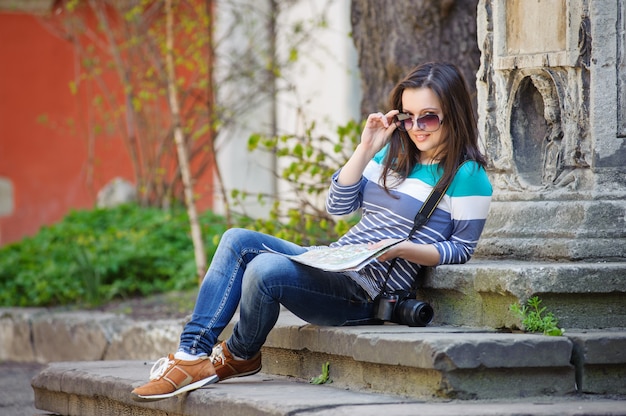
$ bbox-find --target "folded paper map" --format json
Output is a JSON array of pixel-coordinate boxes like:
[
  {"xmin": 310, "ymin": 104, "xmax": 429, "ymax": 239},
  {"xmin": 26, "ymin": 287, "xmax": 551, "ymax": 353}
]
[{"xmin": 263, "ymin": 238, "xmax": 405, "ymax": 272}]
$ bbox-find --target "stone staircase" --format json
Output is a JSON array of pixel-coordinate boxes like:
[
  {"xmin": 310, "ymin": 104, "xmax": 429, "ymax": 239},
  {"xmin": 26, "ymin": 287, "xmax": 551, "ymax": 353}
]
[{"xmin": 3, "ymin": 259, "xmax": 625, "ymax": 415}]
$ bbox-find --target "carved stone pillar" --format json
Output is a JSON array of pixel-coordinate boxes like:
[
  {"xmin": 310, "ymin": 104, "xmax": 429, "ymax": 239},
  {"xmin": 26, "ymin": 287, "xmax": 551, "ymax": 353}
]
[{"xmin": 476, "ymin": 0, "xmax": 625, "ymax": 261}]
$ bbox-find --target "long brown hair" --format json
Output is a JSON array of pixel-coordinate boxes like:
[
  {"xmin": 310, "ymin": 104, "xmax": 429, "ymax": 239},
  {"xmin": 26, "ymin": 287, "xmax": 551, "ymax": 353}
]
[{"xmin": 381, "ymin": 62, "xmax": 486, "ymax": 192}]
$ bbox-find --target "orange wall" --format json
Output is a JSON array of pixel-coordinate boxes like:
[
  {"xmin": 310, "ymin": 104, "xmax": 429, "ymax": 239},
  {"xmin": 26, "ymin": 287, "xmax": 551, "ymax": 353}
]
[
  {"xmin": 0, "ymin": 10, "xmax": 216, "ymax": 247},
  {"xmin": 0, "ymin": 12, "xmax": 134, "ymax": 245}
]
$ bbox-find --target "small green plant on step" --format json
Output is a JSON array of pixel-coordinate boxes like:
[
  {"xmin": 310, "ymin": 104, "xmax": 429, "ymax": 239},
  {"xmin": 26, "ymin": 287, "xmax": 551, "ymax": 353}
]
[
  {"xmin": 510, "ymin": 296, "xmax": 564, "ymax": 336},
  {"xmin": 310, "ymin": 361, "xmax": 332, "ymax": 384}
]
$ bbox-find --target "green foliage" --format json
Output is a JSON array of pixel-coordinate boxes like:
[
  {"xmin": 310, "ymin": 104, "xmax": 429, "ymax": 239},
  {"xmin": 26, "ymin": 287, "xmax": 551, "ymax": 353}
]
[
  {"xmin": 310, "ymin": 361, "xmax": 332, "ymax": 384},
  {"xmin": 509, "ymin": 296, "xmax": 564, "ymax": 336},
  {"xmin": 47, "ymin": 1, "xmax": 338, "ymax": 211},
  {"xmin": 237, "ymin": 120, "xmax": 363, "ymax": 246},
  {"xmin": 0, "ymin": 204, "xmax": 227, "ymax": 308}
]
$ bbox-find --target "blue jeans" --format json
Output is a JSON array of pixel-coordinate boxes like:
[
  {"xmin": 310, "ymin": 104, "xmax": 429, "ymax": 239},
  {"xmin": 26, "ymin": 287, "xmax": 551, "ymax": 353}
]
[{"xmin": 179, "ymin": 228, "xmax": 375, "ymax": 359}]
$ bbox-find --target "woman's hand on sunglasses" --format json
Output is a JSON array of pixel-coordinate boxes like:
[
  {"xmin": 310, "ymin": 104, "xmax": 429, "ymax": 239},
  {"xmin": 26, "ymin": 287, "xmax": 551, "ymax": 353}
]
[{"xmin": 359, "ymin": 110, "xmax": 400, "ymax": 156}]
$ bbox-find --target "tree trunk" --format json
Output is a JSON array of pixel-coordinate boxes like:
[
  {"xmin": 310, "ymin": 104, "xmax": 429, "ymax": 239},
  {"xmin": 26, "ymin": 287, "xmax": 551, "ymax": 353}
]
[
  {"xmin": 350, "ymin": 0, "xmax": 480, "ymax": 117},
  {"xmin": 165, "ymin": 0, "xmax": 207, "ymax": 282}
]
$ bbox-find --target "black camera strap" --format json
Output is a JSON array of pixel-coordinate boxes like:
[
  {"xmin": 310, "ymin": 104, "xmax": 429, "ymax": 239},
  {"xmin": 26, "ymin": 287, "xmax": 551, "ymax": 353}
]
[{"xmin": 377, "ymin": 161, "xmax": 468, "ymax": 297}]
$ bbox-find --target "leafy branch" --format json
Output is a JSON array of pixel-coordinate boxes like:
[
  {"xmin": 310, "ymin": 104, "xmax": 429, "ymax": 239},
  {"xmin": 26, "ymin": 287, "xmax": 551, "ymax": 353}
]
[
  {"xmin": 510, "ymin": 296, "xmax": 564, "ymax": 336},
  {"xmin": 231, "ymin": 120, "xmax": 362, "ymax": 246}
]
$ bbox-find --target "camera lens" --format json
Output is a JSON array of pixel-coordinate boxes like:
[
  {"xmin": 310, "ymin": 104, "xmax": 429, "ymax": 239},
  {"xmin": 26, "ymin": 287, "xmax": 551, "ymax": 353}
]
[{"xmin": 394, "ymin": 299, "xmax": 434, "ymax": 327}]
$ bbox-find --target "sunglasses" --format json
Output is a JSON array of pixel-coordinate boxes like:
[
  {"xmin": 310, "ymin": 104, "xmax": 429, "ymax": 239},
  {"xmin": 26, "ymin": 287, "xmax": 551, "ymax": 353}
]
[{"xmin": 394, "ymin": 113, "xmax": 442, "ymax": 132}]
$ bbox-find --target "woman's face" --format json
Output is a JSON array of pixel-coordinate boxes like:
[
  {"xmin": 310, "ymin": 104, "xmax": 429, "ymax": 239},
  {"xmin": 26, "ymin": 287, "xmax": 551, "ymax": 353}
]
[{"xmin": 400, "ymin": 87, "xmax": 445, "ymax": 164}]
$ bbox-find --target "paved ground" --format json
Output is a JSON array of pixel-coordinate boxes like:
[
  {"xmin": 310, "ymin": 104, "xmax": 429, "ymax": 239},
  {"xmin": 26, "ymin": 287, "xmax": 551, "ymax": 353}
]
[{"xmin": 0, "ymin": 362, "xmax": 47, "ymax": 416}]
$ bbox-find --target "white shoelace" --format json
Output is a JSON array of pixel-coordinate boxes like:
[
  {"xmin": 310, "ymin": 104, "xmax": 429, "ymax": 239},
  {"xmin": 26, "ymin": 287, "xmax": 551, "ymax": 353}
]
[
  {"xmin": 209, "ymin": 344, "xmax": 226, "ymax": 365},
  {"xmin": 149, "ymin": 356, "xmax": 174, "ymax": 381}
]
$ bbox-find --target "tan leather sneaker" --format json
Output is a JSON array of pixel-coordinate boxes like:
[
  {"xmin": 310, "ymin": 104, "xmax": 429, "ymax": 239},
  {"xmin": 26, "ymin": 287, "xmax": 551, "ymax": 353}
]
[
  {"xmin": 131, "ymin": 354, "xmax": 218, "ymax": 401},
  {"xmin": 210, "ymin": 341, "xmax": 262, "ymax": 381}
]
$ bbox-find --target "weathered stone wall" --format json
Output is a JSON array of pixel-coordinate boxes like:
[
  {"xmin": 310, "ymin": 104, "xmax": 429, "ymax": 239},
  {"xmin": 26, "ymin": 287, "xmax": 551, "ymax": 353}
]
[{"xmin": 476, "ymin": 0, "xmax": 625, "ymax": 261}]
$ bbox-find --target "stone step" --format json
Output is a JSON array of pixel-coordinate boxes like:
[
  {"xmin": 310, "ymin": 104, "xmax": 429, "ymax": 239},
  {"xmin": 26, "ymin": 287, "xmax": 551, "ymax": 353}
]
[
  {"xmin": 421, "ymin": 260, "xmax": 626, "ymax": 329},
  {"xmin": 31, "ymin": 361, "xmax": 626, "ymax": 416},
  {"xmin": 220, "ymin": 311, "xmax": 626, "ymax": 399},
  {"xmin": 242, "ymin": 324, "xmax": 576, "ymax": 399},
  {"xmin": 477, "ymin": 199, "xmax": 626, "ymax": 261}
]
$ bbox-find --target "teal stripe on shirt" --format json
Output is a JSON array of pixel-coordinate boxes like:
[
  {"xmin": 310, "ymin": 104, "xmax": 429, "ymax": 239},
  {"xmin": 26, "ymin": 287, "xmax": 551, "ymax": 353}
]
[{"xmin": 372, "ymin": 146, "xmax": 492, "ymax": 198}]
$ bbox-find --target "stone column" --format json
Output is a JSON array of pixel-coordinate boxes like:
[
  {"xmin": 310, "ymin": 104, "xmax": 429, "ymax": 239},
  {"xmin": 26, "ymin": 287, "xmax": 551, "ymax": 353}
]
[{"xmin": 476, "ymin": 0, "xmax": 625, "ymax": 261}]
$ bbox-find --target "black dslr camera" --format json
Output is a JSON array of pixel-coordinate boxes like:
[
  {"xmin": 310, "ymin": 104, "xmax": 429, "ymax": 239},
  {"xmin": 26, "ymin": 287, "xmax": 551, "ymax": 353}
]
[{"xmin": 373, "ymin": 290, "xmax": 434, "ymax": 327}]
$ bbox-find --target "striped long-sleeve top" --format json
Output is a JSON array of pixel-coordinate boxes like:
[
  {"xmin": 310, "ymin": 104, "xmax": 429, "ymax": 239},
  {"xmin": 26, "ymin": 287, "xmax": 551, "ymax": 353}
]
[{"xmin": 326, "ymin": 147, "xmax": 492, "ymax": 299}]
